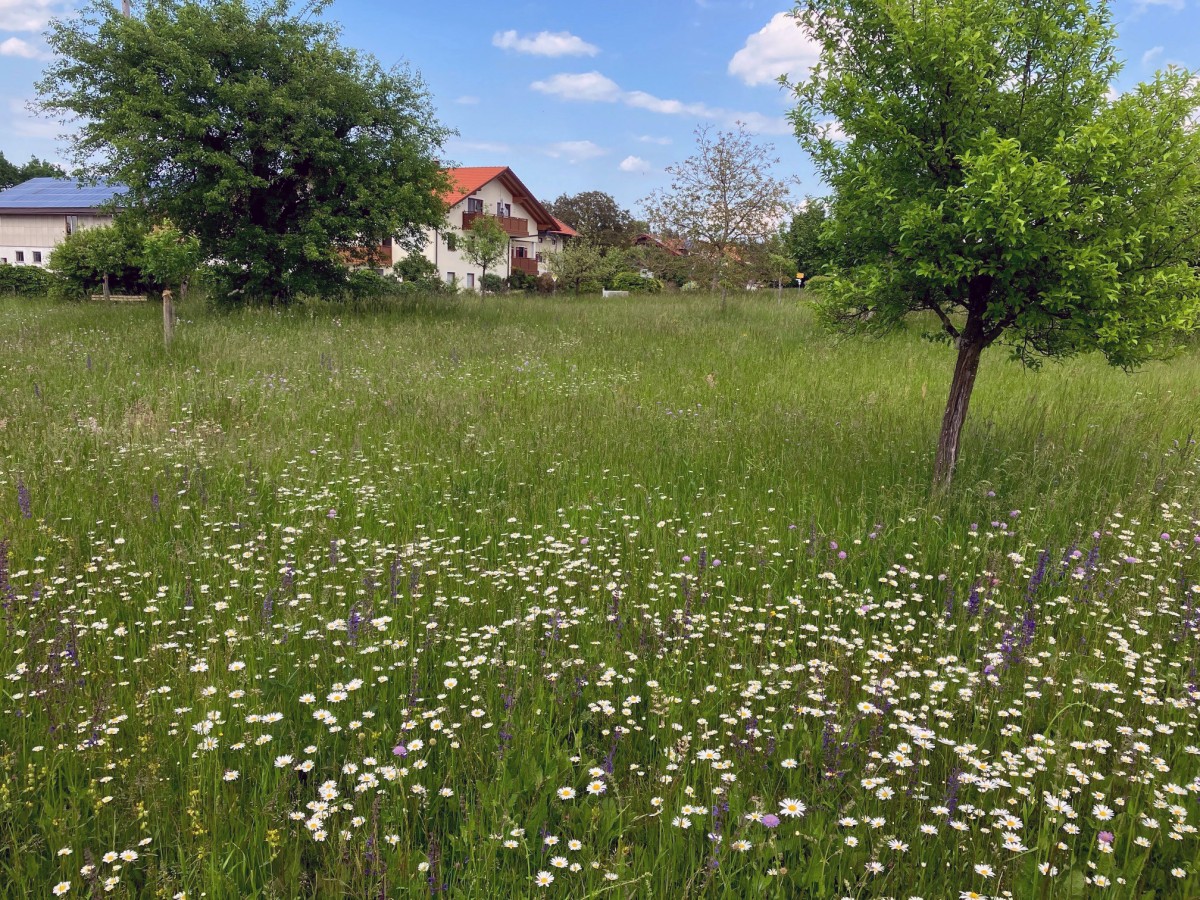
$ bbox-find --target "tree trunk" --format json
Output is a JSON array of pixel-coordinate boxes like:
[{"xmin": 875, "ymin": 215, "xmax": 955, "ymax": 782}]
[
  {"xmin": 932, "ymin": 336, "xmax": 984, "ymax": 490},
  {"xmin": 102, "ymin": 272, "xmax": 110, "ymax": 301}
]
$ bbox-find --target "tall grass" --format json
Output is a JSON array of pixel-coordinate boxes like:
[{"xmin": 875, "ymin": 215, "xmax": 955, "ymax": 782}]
[{"xmin": 0, "ymin": 294, "xmax": 1197, "ymax": 898}]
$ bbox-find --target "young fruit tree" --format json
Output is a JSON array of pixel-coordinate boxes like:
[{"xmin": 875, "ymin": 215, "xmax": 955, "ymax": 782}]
[
  {"xmin": 546, "ymin": 239, "xmax": 611, "ymax": 295},
  {"xmin": 460, "ymin": 215, "xmax": 509, "ymax": 292},
  {"xmin": 37, "ymin": 0, "xmax": 450, "ymax": 305},
  {"xmin": 641, "ymin": 125, "xmax": 794, "ymax": 309},
  {"xmin": 789, "ymin": 0, "xmax": 1200, "ymax": 489}
]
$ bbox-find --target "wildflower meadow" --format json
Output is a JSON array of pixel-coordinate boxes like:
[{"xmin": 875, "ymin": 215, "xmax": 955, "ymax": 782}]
[{"xmin": 2, "ymin": 294, "xmax": 1200, "ymax": 899}]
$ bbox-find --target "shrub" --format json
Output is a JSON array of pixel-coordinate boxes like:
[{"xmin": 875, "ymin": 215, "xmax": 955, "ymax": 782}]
[
  {"xmin": 481, "ymin": 273, "xmax": 506, "ymax": 294},
  {"xmin": 611, "ymin": 272, "xmax": 663, "ymax": 294},
  {"xmin": 507, "ymin": 270, "xmax": 537, "ymax": 293},
  {"xmin": 535, "ymin": 273, "xmax": 556, "ymax": 294},
  {"xmin": 0, "ymin": 263, "xmax": 58, "ymax": 297},
  {"xmin": 48, "ymin": 219, "xmax": 155, "ymax": 300}
]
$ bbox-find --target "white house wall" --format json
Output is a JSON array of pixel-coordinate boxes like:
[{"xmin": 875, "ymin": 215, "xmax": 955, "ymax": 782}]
[
  {"xmin": 0, "ymin": 213, "xmax": 114, "ymax": 267},
  {"xmin": 396, "ymin": 179, "xmax": 543, "ymax": 289}
]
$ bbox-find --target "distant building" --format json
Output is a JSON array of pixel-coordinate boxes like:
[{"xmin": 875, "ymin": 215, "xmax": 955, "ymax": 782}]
[
  {"xmin": 358, "ymin": 167, "xmax": 574, "ymax": 289},
  {"xmin": 0, "ymin": 178, "xmax": 125, "ymax": 267}
]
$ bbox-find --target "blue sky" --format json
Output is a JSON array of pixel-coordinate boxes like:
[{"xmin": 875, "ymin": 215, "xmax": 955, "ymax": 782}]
[{"xmin": 1, "ymin": 0, "xmax": 1197, "ymax": 213}]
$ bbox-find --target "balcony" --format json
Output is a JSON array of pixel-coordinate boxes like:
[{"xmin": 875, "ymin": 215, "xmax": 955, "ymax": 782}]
[
  {"xmin": 511, "ymin": 254, "xmax": 538, "ymax": 276},
  {"xmin": 462, "ymin": 211, "xmax": 530, "ymax": 237}
]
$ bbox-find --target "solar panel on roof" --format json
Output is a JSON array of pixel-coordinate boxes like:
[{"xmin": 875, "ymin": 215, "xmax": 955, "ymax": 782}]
[{"xmin": 0, "ymin": 177, "xmax": 126, "ymax": 209}]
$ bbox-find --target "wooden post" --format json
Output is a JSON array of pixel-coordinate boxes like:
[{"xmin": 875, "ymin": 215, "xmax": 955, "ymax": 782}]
[
  {"xmin": 162, "ymin": 288, "xmax": 175, "ymax": 348},
  {"xmin": 102, "ymin": 272, "xmax": 110, "ymax": 301}
]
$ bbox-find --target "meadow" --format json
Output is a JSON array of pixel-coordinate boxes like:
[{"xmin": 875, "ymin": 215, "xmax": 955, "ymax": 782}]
[{"xmin": 1, "ymin": 292, "xmax": 1199, "ymax": 899}]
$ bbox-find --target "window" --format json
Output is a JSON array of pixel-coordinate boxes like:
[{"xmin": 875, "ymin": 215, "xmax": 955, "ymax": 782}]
[
  {"xmin": 466, "ymin": 197, "xmax": 483, "ymax": 214},
  {"xmin": 444, "ymin": 232, "xmax": 457, "ymax": 252},
  {"xmin": 14, "ymin": 251, "xmax": 24, "ymax": 263},
  {"xmin": 466, "ymin": 273, "xmax": 475, "ymax": 289},
  {"xmin": 32, "ymin": 251, "xmax": 42, "ymax": 263},
  {"xmin": 445, "ymin": 272, "xmax": 455, "ymax": 285},
  {"xmin": 497, "ymin": 201, "xmax": 510, "ymax": 218},
  {"xmin": 65, "ymin": 215, "xmax": 78, "ymax": 235},
  {"xmin": 515, "ymin": 246, "xmax": 528, "ymax": 259}
]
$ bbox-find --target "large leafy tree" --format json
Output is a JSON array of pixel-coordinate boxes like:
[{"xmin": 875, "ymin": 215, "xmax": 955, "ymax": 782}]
[
  {"xmin": 641, "ymin": 125, "xmax": 793, "ymax": 309},
  {"xmin": 790, "ymin": 0, "xmax": 1200, "ymax": 488},
  {"xmin": 547, "ymin": 239, "xmax": 612, "ymax": 295},
  {"xmin": 37, "ymin": 0, "xmax": 451, "ymax": 304},
  {"xmin": 545, "ymin": 191, "xmax": 636, "ymax": 252}
]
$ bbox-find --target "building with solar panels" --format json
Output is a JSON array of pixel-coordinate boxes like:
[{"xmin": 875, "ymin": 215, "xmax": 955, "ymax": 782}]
[{"xmin": 0, "ymin": 177, "xmax": 126, "ymax": 267}]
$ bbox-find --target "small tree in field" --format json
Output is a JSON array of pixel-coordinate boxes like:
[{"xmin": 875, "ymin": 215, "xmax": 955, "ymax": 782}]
[
  {"xmin": 141, "ymin": 220, "xmax": 203, "ymax": 299},
  {"xmin": 641, "ymin": 125, "xmax": 793, "ymax": 309},
  {"xmin": 547, "ymin": 240, "xmax": 610, "ymax": 295},
  {"xmin": 460, "ymin": 215, "xmax": 508, "ymax": 292},
  {"xmin": 791, "ymin": 0, "xmax": 1200, "ymax": 489}
]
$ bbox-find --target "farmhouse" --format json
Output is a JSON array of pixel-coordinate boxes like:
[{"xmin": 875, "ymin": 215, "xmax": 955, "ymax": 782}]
[
  {"xmin": 368, "ymin": 166, "xmax": 574, "ymax": 289},
  {"xmin": 0, "ymin": 177, "xmax": 125, "ymax": 267}
]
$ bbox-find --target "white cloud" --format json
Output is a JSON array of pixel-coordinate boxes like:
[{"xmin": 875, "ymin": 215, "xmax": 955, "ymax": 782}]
[
  {"xmin": 545, "ymin": 140, "xmax": 606, "ymax": 163},
  {"xmin": 636, "ymin": 135, "xmax": 672, "ymax": 145},
  {"xmin": 619, "ymin": 155, "xmax": 652, "ymax": 173},
  {"xmin": 455, "ymin": 95, "xmax": 480, "ymax": 105},
  {"xmin": 531, "ymin": 71, "xmax": 790, "ymax": 134},
  {"xmin": 493, "ymin": 29, "xmax": 599, "ymax": 57},
  {"xmin": 1142, "ymin": 46, "xmax": 1165, "ymax": 67},
  {"xmin": 0, "ymin": 37, "xmax": 48, "ymax": 59},
  {"xmin": 531, "ymin": 71, "xmax": 622, "ymax": 103},
  {"xmin": 729, "ymin": 12, "xmax": 821, "ymax": 86},
  {"xmin": 0, "ymin": 0, "xmax": 65, "ymax": 32}
]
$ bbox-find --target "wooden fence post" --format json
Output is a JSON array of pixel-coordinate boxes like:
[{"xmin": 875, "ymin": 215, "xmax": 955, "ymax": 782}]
[{"xmin": 163, "ymin": 288, "xmax": 175, "ymax": 347}]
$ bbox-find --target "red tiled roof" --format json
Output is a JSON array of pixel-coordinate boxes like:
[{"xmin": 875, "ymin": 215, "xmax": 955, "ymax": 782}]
[
  {"xmin": 441, "ymin": 166, "xmax": 508, "ymax": 207},
  {"xmin": 548, "ymin": 216, "xmax": 577, "ymax": 237},
  {"xmin": 440, "ymin": 166, "xmax": 562, "ymax": 235}
]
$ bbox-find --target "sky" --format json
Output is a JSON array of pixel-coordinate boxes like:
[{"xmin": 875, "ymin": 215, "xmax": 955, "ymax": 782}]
[{"xmin": 1, "ymin": 0, "xmax": 1198, "ymax": 214}]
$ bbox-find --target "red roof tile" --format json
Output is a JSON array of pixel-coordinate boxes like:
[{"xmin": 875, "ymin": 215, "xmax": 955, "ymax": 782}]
[
  {"xmin": 441, "ymin": 167, "xmax": 508, "ymax": 207},
  {"xmin": 548, "ymin": 216, "xmax": 577, "ymax": 237}
]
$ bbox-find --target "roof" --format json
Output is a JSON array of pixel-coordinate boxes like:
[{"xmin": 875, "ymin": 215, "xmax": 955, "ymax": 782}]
[
  {"xmin": 440, "ymin": 166, "xmax": 559, "ymax": 234},
  {"xmin": 0, "ymin": 177, "xmax": 126, "ymax": 214},
  {"xmin": 547, "ymin": 216, "xmax": 577, "ymax": 237},
  {"xmin": 633, "ymin": 233, "xmax": 688, "ymax": 256},
  {"xmin": 441, "ymin": 167, "xmax": 509, "ymax": 207}
]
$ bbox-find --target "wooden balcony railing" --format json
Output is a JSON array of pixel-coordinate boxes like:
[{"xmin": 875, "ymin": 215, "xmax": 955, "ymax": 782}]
[
  {"xmin": 462, "ymin": 211, "xmax": 530, "ymax": 237},
  {"xmin": 511, "ymin": 254, "xmax": 538, "ymax": 276}
]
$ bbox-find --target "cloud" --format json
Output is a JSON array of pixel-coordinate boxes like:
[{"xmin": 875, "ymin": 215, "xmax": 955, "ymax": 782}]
[
  {"xmin": 493, "ymin": 29, "xmax": 599, "ymax": 57},
  {"xmin": 531, "ymin": 71, "xmax": 790, "ymax": 134},
  {"xmin": 531, "ymin": 71, "xmax": 622, "ymax": 102},
  {"xmin": 636, "ymin": 135, "xmax": 672, "ymax": 145},
  {"xmin": 618, "ymin": 155, "xmax": 652, "ymax": 173},
  {"xmin": 1141, "ymin": 46, "xmax": 1164, "ymax": 67},
  {"xmin": 729, "ymin": 12, "xmax": 821, "ymax": 86},
  {"xmin": 0, "ymin": 0, "xmax": 65, "ymax": 32},
  {"xmin": 455, "ymin": 95, "xmax": 480, "ymax": 105},
  {"xmin": 0, "ymin": 36, "xmax": 49, "ymax": 59},
  {"xmin": 545, "ymin": 140, "xmax": 606, "ymax": 163}
]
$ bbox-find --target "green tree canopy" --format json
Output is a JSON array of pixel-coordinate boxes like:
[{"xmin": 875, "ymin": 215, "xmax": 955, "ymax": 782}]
[
  {"xmin": 545, "ymin": 191, "xmax": 636, "ymax": 252},
  {"xmin": 547, "ymin": 239, "xmax": 612, "ymax": 295},
  {"xmin": 37, "ymin": 0, "xmax": 451, "ymax": 304},
  {"xmin": 140, "ymin": 220, "xmax": 204, "ymax": 296},
  {"xmin": 790, "ymin": 0, "xmax": 1200, "ymax": 487},
  {"xmin": 0, "ymin": 152, "xmax": 66, "ymax": 188}
]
